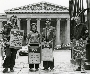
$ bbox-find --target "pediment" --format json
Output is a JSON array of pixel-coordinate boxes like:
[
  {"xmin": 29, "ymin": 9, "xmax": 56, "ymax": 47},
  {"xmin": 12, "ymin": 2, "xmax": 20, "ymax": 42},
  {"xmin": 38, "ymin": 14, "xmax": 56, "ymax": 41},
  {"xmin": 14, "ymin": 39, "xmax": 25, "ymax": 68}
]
[{"xmin": 5, "ymin": 1, "xmax": 69, "ymax": 13}]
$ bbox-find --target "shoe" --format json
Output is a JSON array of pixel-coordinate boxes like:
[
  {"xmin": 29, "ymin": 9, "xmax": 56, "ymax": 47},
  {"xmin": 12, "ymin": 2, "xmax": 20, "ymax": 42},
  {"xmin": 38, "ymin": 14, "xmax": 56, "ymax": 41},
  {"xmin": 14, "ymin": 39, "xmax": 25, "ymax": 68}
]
[
  {"xmin": 50, "ymin": 67, "xmax": 54, "ymax": 70},
  {"xmin": 50, "ymin": 68, "xmax": 54, "ymax": 72},
  {"xmin": 10, "ymin": 67, "xmax": 14, "ymax": 72},
  {"xmin": 50, "ymin": 68, "xmax": 54, "ymax": 71},
  {"xmin": 3, "ymin": 68, "xmax": 8, "ymax": 73},
  {"xmin": 42, "ymin": 68, "xmax": 48, "ymax": 70},
  {"xmin": 76, "ymin": 67, "xmax": 81, "ymax": 71},
  {"xmin": 35, "ymin": 69, "xmax": 39, "ymax": 71},
  {"xmin": 45, "ymin": 68, "xmax": 49, "ymax": 70},
  {"xmin": 42, "ymin": 68, "xmax": 45, "ymax": 70},
  {"xmin": 29, "ymin": 68, "xmax": 33, "ymax": 71}
]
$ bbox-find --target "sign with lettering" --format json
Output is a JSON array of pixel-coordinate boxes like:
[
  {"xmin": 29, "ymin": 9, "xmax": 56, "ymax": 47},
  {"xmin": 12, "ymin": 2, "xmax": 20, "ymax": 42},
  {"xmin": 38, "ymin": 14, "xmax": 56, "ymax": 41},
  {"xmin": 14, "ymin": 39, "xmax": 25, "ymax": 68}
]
[
  {"xmin": 28, "ymin": 53, "xmax": 40, "ymax": 64},
  {"xmin": 41, "ymin": 48, "xmax": 53, "ymax": 61},
  {"xmin": 10, "ymin": 29, "xmax": 24, "ymax": 49},
  {"xmin": 28, "ymin": 45, "xmax": 41, "ymax": 64}
]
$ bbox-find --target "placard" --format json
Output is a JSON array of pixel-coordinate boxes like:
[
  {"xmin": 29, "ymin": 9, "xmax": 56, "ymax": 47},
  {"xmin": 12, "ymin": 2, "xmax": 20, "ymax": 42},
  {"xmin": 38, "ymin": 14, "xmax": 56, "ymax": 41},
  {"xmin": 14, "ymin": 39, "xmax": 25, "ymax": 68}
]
[
  {"xmin": 41, "ymin": 48, "xmax": 53, "ymax": 61},
  {"xmin": 28, "ymin": 45, "xmax": 41, "ymax": 64},
  {"xmin": 10, "ymin": 29, "xmax": 24, "ymax": 49},
  {"xmin": 28, "ymin": 53, "xmax": 40, "ymax": 64}
]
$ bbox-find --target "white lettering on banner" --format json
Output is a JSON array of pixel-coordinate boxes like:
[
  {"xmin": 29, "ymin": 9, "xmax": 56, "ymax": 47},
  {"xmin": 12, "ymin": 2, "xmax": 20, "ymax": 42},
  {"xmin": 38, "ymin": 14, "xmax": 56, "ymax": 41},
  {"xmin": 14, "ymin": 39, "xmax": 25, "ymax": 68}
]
[{"xmin": 32, "ymin": 49, "xmax": 37, "ymax": 51}]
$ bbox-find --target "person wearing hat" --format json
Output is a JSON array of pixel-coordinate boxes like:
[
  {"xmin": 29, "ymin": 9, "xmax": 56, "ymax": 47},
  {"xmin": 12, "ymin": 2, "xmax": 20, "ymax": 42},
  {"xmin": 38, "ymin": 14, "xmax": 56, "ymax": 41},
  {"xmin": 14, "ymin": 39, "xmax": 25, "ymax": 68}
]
[
  {"xmin": 2, "ymin": 15, "xmax": 19, "ymax": 73},
  {"xmin": 27, "ymin": 23, "xmax": 41, "ymax": 71},
  {"xmin": 41, "ymin": 19, "xmax": 55, "ymax": 70}
]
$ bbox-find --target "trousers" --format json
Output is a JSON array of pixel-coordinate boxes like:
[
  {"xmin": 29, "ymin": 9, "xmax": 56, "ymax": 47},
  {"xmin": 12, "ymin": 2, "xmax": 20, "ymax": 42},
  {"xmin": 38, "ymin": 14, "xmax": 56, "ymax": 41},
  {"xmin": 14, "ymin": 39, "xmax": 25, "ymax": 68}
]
[
  {"xmin": 29, "ymin": 64, "xmax": 39, "ymax": 69},
  {"xmin": 43, "ymin": 58, "xmax": 54, "ymax": 69},
  {"xmin": 3, "ymin": 47, "xmax": 17, "ymax": 68}
]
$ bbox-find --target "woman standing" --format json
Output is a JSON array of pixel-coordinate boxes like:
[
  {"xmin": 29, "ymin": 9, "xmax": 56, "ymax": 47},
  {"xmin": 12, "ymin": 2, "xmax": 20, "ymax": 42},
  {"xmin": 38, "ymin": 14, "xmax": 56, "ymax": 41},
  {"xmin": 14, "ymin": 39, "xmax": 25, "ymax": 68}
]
[
  {"xmin": 27, "ymin": 23, "xmax": 41, "ymax": 71},
  {"xmin": 2, "ymin": 15, "xmax": 19, "ymax": 73}
]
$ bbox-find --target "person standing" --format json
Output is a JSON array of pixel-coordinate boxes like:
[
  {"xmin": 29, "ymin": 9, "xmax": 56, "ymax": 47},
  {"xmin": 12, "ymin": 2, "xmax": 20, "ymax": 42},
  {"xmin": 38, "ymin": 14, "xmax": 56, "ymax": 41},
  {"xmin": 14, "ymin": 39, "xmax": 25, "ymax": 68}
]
[
  {"xmin": 27, "ymin": 23, "xmax": 41, "ymax": 71},
  {"xmin": 41, "ymin": 19, "xmax": 55, "ymax": 70},
  {"xmin": 2, "ymin": 15, "xmax": 19, "ymax": 73}
]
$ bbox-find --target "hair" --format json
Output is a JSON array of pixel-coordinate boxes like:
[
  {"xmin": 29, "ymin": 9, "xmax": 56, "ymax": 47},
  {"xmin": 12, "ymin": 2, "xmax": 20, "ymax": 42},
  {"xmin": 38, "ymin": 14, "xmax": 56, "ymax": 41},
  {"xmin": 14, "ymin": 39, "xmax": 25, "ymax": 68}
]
[
  {"xmin": 10, "ymin": 15, "xmax": 17, "ymax": 25},
  {"xmin": 31, "ymin": 23, "xmax": 37, "ymax": 30}
]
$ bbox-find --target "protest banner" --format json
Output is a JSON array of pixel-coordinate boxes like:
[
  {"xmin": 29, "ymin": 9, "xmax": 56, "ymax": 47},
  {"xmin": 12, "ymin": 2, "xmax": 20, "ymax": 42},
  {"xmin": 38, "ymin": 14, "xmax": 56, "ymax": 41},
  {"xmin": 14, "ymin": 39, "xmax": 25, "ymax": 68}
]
[
  {"xmin": 41, "ymin": 48, "xmax": 53, "ymax": 61},
  {"xmin": 10, "ymin": 29, "xmax": 24, "ymax": 49},
  {"xmin": 28, "ymin": 45, "xmax": 41, "ymax": 64}
]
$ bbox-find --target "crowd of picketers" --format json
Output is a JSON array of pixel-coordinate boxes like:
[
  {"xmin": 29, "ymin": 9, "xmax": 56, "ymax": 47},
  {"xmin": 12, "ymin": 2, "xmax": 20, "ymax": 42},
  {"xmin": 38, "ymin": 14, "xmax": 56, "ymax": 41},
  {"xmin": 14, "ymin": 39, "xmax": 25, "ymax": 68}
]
[
  {"xmin": 1, "ymin": 15, "xmax": 90, "ymax": 73},
  {"xmin": 0, "ymin": 15, "xmax": 56, "ymax": 73}
]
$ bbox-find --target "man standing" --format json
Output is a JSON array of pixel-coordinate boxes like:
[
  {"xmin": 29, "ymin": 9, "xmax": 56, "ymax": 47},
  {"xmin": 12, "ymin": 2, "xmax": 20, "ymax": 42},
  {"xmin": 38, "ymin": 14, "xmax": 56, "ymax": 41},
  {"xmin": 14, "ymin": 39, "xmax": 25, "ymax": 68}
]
[
  {"xmin": 41, "ymin": 19, "xmax": 56, "ymax": 70},
  {"xmin": 27, "ymin": 23, "xmax": 41, "ymax": 71},
  {"xmin": 2, "ymin": 15, "xmax": 19, "ymax": 73}
]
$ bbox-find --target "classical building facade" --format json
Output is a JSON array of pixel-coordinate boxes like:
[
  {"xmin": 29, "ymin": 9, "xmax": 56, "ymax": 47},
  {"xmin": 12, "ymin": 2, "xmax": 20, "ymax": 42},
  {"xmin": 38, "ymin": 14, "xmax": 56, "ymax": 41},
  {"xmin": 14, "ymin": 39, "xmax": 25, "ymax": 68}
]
[{"xmin": 0, "ymin": 1, "xmax": 70, "ymax": 46}]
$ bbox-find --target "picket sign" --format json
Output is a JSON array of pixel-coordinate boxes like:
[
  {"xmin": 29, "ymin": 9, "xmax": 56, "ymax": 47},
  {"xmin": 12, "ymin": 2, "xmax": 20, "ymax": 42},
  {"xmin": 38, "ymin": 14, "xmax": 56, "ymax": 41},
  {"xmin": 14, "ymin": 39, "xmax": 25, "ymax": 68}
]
[{"xmin": 10, "ymin": 29, "xmax": 24, "ymax": 49}]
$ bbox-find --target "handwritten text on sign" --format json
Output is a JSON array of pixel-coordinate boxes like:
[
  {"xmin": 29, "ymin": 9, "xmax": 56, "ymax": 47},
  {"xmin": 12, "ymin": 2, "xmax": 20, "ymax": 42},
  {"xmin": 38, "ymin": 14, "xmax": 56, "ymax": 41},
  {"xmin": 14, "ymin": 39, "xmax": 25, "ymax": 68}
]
[{"xmin": 10, "ymin": 29, "xmax": 24, "ymax": 49}]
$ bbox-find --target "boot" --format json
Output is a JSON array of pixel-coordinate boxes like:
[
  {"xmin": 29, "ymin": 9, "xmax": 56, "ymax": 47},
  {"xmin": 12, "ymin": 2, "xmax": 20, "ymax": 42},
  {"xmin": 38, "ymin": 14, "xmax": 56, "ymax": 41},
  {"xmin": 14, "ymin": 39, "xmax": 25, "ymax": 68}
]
[
  {"xmin": 3, "ymin": 68, "xmax": 8, "ymax": 73},
  {"xmin": 10, "ymin": 67, "xmax": 14, "ymax": 72},
  {"xmin": 42, "ymin": 67, "xmax": 48, "ymax": 70},
  {"xmin": 76, "ymin": 67, "xmax": 81, "ymax": 71}
]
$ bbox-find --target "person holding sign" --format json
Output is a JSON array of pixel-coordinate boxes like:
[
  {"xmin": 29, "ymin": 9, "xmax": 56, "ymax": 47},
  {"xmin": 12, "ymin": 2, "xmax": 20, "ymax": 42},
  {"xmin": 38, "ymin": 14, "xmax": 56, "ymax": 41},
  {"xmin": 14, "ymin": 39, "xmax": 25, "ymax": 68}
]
[
  {"xmin": 27, "ymin": 23, "xmax": 41, "ymax": 71},
  {"xmin": 1, "ymin": 15, "xmax": 21, "ymax": 73},
  {"xmin": 41, "ymin": 19, "xmax": 56, "ymax": 70}
]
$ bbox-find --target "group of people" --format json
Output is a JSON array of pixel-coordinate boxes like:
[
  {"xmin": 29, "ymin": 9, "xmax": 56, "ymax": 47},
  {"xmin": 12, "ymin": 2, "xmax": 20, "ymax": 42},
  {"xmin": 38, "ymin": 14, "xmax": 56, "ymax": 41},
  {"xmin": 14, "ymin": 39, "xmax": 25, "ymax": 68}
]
[
  {"xmin": 1, "ymin": 15, "xmax": 90, "ymax": 73},
  {"xmin": 27, "ymin": 19, "xmax": 55, "ymax": 71},
  {"xmin": 0, "ymin": 15, "xmax": 55, "ymax": 73}
]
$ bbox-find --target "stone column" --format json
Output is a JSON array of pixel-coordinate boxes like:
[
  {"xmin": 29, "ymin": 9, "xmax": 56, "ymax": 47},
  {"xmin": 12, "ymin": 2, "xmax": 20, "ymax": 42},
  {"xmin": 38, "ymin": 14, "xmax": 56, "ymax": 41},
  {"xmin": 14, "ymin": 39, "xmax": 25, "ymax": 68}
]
[
  {"xmin": 26, "ymin": 18, "xmax": 31, "ymax": 34},
  {"xmin": 17, "ymin": 18, "xmax": 21, "ymax": 30},
  {"xmin": 56, "ymin": 18, "xmax": 61, "ymax": 45},
  {"xmin": 36, "ymin": 18, "xmax": 41, "ymax": 33},
  {"xmin": 66, "ymin": 18, "xmax": 70, "ymax": 45}
]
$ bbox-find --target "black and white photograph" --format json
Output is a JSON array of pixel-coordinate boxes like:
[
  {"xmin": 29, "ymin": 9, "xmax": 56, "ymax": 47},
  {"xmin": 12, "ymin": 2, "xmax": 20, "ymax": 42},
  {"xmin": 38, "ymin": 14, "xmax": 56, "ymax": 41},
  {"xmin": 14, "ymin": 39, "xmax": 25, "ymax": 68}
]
[{"xmin": 0, "ymin": 0, "xmax": 90, "ymax": 74}]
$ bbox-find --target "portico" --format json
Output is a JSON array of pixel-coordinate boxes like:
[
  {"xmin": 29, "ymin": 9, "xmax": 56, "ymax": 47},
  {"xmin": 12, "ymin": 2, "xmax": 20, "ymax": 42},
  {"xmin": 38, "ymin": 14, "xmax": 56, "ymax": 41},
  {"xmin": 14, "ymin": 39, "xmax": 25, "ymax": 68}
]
[{"xmin": 0, "ymin": 1, "xmax": 70, "ymax": 46}]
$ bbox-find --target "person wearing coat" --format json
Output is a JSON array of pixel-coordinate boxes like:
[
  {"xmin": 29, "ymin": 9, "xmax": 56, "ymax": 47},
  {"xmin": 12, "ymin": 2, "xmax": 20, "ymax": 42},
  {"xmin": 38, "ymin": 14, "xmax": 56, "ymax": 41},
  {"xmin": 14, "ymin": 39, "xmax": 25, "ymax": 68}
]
[
  {"xmin": 27, "ymin": 23, "xmax": 41, "ymax": 71},
  {"xmin": 2, "ymin": 15, "xmax": 19, "ymax": 73},
  {"xmin": 41, "ymin": 19, "xmax": 55, "ymax": 70}
]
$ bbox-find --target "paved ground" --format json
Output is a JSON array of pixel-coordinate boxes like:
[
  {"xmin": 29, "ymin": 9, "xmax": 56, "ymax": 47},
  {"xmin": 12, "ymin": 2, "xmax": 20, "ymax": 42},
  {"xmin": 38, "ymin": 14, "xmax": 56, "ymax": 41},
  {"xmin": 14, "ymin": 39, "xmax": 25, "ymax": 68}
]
[{"xmin": 0, "ymin": 50, "xmax": 90, "ymax": 74}]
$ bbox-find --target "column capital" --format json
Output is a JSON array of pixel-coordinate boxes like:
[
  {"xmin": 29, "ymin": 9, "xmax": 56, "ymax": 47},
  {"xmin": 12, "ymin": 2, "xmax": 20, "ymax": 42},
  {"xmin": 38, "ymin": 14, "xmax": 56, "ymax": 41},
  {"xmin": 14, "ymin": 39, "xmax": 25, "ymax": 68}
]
[
  {"xmin": 36, "ymin": 18, "xmax": 41, "ymax": 21},
  {"xmin": 56, "ymin": 18, "xmax": 61, "ymax": 21},
  {"xmin": 26, "ymin": 18, "xmax": 31, "ymax": 21}
]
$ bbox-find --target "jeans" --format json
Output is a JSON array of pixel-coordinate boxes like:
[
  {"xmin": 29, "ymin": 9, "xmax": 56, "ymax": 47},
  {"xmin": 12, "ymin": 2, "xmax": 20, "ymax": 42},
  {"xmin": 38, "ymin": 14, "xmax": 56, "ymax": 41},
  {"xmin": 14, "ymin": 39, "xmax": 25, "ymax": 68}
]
[{"xmin": 3, "ymin": 47, "xmax": 17, "ymax": 68}]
